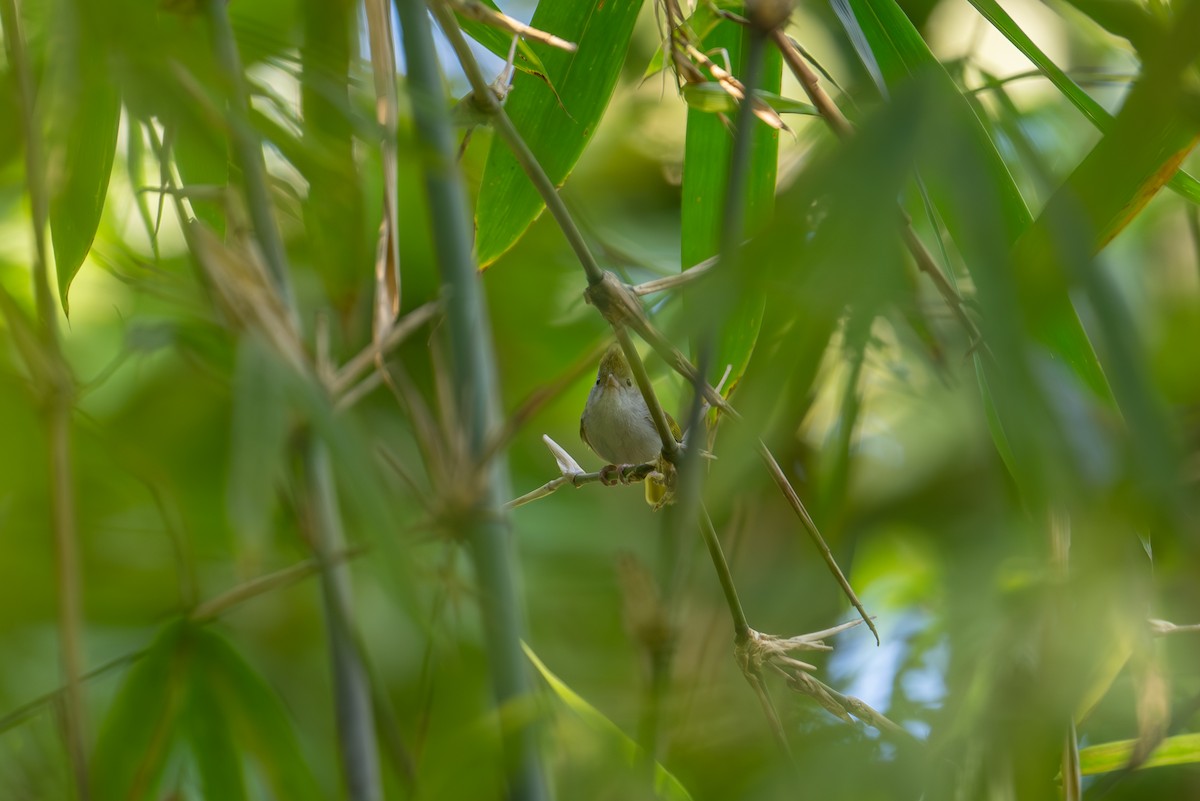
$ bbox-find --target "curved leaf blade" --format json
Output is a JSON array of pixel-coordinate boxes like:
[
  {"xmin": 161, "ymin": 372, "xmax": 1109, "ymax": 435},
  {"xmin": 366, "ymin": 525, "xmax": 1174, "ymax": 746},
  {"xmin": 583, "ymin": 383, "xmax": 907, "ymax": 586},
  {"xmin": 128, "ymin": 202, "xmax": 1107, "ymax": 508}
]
[
  {"xmin": 681, "ymin": 16, "xmax": 782, "ymax": 398},
  {"xmin": 47, "ymin": 18, "xmax": 121, "ymax": 315},
  {"xmin": 1079, "ymin": 733, "xmax": 1200, "ymax": 775},
  {"xmin": 475, "ymin": 0, "xmax": 641, "ymax": 267},
  {"xmin": 965, "ymin": 0, "xmax": 1200, "ymax": 206},
  {"xmin": 193, "ymin": 627, "xmax": 324, "ymax": 801},
  {"xmin": 91, "ymin": 620, "xmax": 190, "ymax": 801},
  {"xmin": 523, "ymin": 642, "xmax": 694, "ymax": 801}
]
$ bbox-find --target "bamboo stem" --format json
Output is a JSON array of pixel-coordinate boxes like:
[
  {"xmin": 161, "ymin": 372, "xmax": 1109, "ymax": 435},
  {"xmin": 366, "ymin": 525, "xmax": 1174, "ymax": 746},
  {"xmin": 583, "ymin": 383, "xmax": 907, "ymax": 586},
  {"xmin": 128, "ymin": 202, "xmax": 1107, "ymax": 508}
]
[
  {"xmin": 202, "ymin": 3, "xmax": 382, "ymax": 797},
  {"xmin": 304, "ymin": 439, "xmax": 384, "ymax": 801},
  {"xmin": 401, "ymin": 3, "xmax": 548, "ymax": 799}
]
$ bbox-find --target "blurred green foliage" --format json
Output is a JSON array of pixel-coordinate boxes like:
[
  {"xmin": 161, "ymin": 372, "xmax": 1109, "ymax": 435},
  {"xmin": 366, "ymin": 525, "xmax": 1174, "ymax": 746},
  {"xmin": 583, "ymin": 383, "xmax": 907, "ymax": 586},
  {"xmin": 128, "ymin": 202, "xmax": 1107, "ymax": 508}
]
[{"xmin": 1, "ymin": 0, "xmax": 1200, "ymax": 799}]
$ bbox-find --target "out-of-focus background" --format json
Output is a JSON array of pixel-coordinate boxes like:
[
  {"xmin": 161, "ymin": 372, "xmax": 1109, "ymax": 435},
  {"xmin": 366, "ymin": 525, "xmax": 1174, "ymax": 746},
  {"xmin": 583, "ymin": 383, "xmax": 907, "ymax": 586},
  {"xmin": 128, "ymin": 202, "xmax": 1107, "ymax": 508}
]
[{"xmin": 1, "ymin": 0, "xmax": 1199, "ymax": 798}]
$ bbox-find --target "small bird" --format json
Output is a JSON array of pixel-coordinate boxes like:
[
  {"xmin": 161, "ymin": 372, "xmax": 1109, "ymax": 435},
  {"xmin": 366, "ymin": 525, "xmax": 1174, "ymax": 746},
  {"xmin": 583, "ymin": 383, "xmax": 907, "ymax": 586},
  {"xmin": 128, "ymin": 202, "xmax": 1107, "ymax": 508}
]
[{"xmin": 580, "ymin": 344, "xmax": 681, "ymax": 506}]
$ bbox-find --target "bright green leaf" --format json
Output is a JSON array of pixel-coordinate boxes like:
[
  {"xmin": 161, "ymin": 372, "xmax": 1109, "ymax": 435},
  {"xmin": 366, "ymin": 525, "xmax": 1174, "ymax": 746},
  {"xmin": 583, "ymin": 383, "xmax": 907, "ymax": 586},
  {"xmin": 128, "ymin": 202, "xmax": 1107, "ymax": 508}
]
[
  {"xmin": 475, "ymin": 0, "xmax": 642, "ymax": 267},
  {"xmin": 966, "ymin": 0, "xmax": 1200, "ymax": 206},
  {"xmin": 681, "ymin": 16, "xmax": 781, "ymax": 399},
  {"xmin": 46, "ymin": 7, "xmax": 121, "ymax": 315},
  {"xmin": 1079, "ymin": 733, "xmax": 1200, "ymax": 775},
  {"xmin": 523, "ymin": 642, "xmax": 694, "ymax": 801}
]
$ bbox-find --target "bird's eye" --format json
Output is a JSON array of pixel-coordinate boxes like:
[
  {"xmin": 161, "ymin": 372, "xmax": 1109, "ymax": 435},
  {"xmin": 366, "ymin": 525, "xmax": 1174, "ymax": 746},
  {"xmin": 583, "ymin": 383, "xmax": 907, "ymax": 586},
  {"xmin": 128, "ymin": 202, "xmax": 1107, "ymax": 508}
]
[
  {"xmin": 625, "ymin": 379, "xmax": 633, "ymax": 388},
  {"xmin": 595, "ymin": 379, "xmax": 600, "ymax": 386}
]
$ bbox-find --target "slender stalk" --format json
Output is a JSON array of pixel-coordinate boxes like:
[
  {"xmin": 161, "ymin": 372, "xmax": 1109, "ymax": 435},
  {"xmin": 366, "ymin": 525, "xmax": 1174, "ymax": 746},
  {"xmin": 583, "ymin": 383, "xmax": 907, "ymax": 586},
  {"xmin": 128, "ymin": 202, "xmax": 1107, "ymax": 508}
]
[
  {"xmin": 716, "ymin": 29, "xmax": 766, "ymax": 268},
  {"xmin": 614, "ymin": 325, "xmax": 681, "ymax": 459},
  {"xmin": 305, "ymin": 440, "xmax": 383, "ymax": 801},
  {"xmin": 202, "ymin": 3, "xmax": 382, "ymax": 797},
  {"xmin": 631, "ymin": 254, "xmax": 719, "ymax": 295},
  {"xmin": 699, "ymin": 507, "xmax": 751, "ymax": 641},
  {"xmin": 638, "ymin": 345, "xmax": 712, "ymax": 762},
  {"xmin": 204, "ymin": 0, "xmax": 296, "ymax": 312},
  {"xmin": 399, "ymin": 2, "xmax": 548, "ymax": 799},
  {"xmin": 1, "ymin": 1, "xmax": 89, "ymax": 795}
]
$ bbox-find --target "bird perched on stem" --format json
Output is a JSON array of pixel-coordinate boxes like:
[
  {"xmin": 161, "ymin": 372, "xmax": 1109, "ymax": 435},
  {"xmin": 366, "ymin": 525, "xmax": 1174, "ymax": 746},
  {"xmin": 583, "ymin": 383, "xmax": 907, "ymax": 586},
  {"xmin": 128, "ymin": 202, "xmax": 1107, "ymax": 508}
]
[{"xmin": 580, "ymin": 344, "xmax": 681, "ymax": 507}]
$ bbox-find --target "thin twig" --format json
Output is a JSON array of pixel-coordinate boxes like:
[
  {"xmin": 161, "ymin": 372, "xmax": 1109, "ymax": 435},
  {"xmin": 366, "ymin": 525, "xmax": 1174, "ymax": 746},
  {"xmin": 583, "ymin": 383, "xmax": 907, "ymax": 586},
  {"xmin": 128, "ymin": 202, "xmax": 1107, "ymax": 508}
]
[
  {"xmin": 447, "ymin": 0, "xmax": 577, "ymax": 52},
  {"xmin": 302, "ymin": 439, "xmax": 384, "ymax": 801},
  {"xmin": 330, "ymin": 301, "xmax": 441, "ymax": 397},
  {"xmin": 507, "ymin": 464, "xmax": 658, "ymax": 508},
  {"xmin": 699, "ymin": 507, "xmax": 751, "ymax": 642},
  {"xmin": 191, "ymin": 545, "xmax": 366, "ymax": 622},
  {"xmin": 631, "ymin": 253, "xmax": 720, "ymax": 295},
  {"xmin": 204, "ymin": 0, "xmax": 297, "ymax": 317}
]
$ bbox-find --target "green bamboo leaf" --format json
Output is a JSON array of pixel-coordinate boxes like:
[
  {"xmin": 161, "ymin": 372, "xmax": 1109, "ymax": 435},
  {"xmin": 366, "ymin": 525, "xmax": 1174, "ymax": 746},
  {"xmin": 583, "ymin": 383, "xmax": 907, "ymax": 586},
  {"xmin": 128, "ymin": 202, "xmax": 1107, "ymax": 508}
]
[
  {"xmin": 227, "ymin": 336, "xmax": 290, "ymax": 553},
  {"xmin": 835, "ymin": 0, "xmax": 1114, "ymax": 484},
  {"xmin": 456, "ymin": 0, "xmax": 553, "ymax": 87},
  {"xmin": 91, "ymin": 620, "xmax": 191, "ymax": 801},
  {"xmin": 834, "ymin": 0, "xmax": 1030, "ymax": 239},
  {"xmin": 1079, "ymin": 733, "xmax": 1200, "ymax": 775},
  {"xmin": 46, "ymin": 6, "xmax": 121, "ymax": 315},
  {"xmin": 475, "ymin": 0, "xmax": 642, "ymax": 267},
  {"xmin": 523, "ymin": 643, "xmax": 694, "ymax": 801},
  {"xmin": 681, "ymin": 16, "xmax": 781, "ymax": 398},
  {"xmin": 193, "ymin": 627, "xmax": 324, "ymax": 801},
  {"xmin": 185, "ymin": 670, "xmax": 249, "ymax": 801},
  {"xmin": 965, "ymin": 0, "xmax": 1200, "ymax": 206}
]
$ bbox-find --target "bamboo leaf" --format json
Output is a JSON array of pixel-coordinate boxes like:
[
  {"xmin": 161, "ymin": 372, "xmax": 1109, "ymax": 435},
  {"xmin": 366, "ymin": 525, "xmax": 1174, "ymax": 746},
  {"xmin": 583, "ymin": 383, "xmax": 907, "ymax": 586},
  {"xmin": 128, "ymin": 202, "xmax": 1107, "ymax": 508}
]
[
  {"xmin": 475, "ymin": 0, "xmax": 642, "ymax": 267},
  {"xmin": 523, "ymin": 642, "xmax": 695, "ymax": 801},
  {"xmin": 185, "ymin": 670, "xmax": 249, "ymax": 801},
  {"xmin": 227, "ymin": 336, "xmax": 291, "ymax": 552},
  {"xmin": 193, "ymin": 626, "xmax": 324, "ymax": 801},
  {"xmin": 91, "ymin": 620, "xmax": 190, "ymax": 801},
  {"xmin": 835, "ymin": 0, "xmax": 1115, "ymax": 498},
  {"xmin": 681, "ymin": 15, "xmax": 782, "ymax": 398},
  {"xmin": 965, "ymin": 0, "xmax": 1200, "ymax": 205},
  {"xmin": 46, "ymin": 3, "xmax": 121, "ymax": 315},
  {"xmin": 1079, "ymin": 733, "xmax": 1200, "ymax": 775}
]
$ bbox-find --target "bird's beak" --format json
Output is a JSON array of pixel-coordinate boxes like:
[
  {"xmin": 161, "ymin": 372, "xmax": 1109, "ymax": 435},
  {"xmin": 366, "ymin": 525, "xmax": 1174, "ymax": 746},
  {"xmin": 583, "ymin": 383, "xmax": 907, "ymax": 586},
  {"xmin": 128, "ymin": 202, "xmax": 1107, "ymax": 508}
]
[{"xmin": 604, "ymin": 373, "xmax": 621, "ymax": 391}]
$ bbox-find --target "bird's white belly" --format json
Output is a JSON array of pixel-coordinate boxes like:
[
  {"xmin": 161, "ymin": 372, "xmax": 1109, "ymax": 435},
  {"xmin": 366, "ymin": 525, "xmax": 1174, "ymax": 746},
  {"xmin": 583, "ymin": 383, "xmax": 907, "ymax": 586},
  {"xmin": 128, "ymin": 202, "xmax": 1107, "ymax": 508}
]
[{"xmin": 583, "ymin": 391, "xmax": 661, "ymax": 465}]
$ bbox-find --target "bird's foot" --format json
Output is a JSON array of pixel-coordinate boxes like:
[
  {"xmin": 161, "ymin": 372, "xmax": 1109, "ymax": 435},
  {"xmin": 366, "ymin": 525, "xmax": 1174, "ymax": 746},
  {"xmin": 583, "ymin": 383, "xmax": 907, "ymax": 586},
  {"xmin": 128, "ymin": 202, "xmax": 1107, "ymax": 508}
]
[
  {"xmin": 599, "ymin": 463, "xmax": 642, "ymax": 485},
  {"xmin": 599, "ymin": 464, "xmax": 622, "ymax": 486}
]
